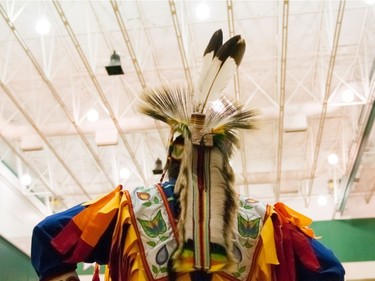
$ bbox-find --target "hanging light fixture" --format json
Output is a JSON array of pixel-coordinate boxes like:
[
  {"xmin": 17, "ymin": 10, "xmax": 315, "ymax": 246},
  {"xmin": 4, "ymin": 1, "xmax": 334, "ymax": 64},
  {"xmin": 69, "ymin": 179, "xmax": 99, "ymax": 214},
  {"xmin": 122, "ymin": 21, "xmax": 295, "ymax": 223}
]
[
  {"xmin": 105, "ymin": 51, "xmax": 124, "ymax": 75},
  {"xmin": 152, "ymin": 158, "xmax": 163, "ymax": 175}
]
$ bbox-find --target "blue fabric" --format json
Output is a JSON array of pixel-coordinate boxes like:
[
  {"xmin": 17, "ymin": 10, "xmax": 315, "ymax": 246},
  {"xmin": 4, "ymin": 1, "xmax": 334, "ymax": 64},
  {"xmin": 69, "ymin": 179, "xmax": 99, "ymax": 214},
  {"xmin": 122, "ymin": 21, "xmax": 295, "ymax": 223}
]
[
  {"xmin": 161, "ymin": 179, "xmax": 180, "ymax": 218},
  {"xmin": 296, "ymin": 237, "xmax": 345, "ymax": 281},
  {"xmin": 31, "ymin": 204, "xmax": 84, "ymax": 280},
  {"xmin": 31, "ymin": 182, "xmax": 177, "ymax": 280},
  {"xmin": 31, "ymin": 182, "xmax": 345, "ymax": 281}
]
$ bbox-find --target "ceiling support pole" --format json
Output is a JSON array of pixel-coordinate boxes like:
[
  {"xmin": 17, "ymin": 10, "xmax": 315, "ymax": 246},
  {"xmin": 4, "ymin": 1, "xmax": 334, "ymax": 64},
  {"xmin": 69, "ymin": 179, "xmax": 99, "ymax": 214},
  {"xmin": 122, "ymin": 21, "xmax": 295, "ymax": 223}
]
[
  {"xmin": 168, "ymin": 0, "xmax": 193, "ymax": 92},
  {"xmin": 226, "ymin": 0, "xmax": 250, "ymax": 195},
  {"xmin": 338, "ymin": 97, "xmax": 375, "ymax": 213},
  {"xmin": 275, "ymin": 0, "xmax": 289, "ymax": 202},
  {"xmin": 306, "ymin": 0, "xmax": 346, "ymax": 206},
  {"xmin": 53, "ymin": 0, "xmax": 147, "ymax": 184}
]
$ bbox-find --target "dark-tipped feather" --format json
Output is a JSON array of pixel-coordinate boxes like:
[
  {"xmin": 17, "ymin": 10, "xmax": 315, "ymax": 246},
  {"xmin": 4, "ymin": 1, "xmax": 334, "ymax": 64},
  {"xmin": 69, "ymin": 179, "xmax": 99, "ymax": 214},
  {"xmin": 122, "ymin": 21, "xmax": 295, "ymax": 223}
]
[
  {"xmin": 195, "ymin": 32, "xmax": 246, "ymax": 112},
  {"xmin": 203, "ymin": 29, "xmax": 223, "ymax": 57},
  {"xmin": 216, "ymin": 35, "xmax": 246, "ymax": 66}
]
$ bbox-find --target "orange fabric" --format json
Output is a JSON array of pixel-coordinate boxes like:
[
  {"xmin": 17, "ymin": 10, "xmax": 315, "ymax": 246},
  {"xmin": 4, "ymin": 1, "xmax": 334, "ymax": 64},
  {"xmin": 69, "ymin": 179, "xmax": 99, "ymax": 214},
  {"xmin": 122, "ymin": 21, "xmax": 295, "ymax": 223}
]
[
  {"xmin": 274, "ymin": 202, "xmax": 316, "ymax": 238},
  {"xmin": 79, "ymin": 188, "xmax": 122, "ymax": 246},
  {"xmin": 54, "ymin": 188, "xmax": 321, "ymax": 281},
  {"xmin": 105, "ymin": 189, "xmax": 252, "ymax": 281},
  {"xmin": 51, "ymin": 186, "xmax": 122, "ymax": 261},
  {"xmin": 271, "ymin": 202, "xmax": 321, "ymax": 281}
]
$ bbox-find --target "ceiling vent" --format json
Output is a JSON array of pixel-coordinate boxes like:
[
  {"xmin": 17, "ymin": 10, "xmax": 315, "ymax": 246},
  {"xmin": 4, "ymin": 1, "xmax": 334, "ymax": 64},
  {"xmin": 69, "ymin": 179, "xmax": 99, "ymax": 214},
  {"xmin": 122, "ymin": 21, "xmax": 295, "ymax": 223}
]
[
  {"xmin": 95, "ymin": 130, "xmax": 118, "ymax": 146},
  {"xmin": 284, "ymin": 114, "xmax": 307, "ymax": 133},
  {"xmin": 20, "ymin": 135, "xmax": 43, "ymax": 151}
]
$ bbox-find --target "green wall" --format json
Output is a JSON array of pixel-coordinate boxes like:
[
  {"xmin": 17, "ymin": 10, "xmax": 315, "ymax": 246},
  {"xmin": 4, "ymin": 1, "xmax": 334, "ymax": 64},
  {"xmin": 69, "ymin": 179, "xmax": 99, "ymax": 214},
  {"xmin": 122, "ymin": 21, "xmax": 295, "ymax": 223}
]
[
  {"xmin": 312, "ymin": 218, "xmax": 375, "ymax": 262},
  {"xmin": 0, "ymin": 236, "xmax": 38, "ymax": 281}
]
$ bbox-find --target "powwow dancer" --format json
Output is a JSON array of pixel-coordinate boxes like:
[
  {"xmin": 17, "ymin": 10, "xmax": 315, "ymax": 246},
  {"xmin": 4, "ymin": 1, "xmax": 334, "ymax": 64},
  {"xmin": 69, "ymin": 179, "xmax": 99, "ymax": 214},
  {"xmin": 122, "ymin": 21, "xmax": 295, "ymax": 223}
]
[{"xmin": 31, "ymin": 29, "xmax": 345, "ymax": 281}]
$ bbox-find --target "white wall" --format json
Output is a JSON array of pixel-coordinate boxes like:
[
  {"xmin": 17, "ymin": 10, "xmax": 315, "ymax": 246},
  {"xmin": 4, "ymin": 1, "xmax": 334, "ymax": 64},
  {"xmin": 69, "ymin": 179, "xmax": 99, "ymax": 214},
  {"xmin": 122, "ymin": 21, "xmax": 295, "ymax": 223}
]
[
  {"xmin": 0, "ymin": 161, "xmax": 49, "ymax": 255},
  {"xmin": 343, "ymin": 261, "xmax": 375, "ymax": 280}
]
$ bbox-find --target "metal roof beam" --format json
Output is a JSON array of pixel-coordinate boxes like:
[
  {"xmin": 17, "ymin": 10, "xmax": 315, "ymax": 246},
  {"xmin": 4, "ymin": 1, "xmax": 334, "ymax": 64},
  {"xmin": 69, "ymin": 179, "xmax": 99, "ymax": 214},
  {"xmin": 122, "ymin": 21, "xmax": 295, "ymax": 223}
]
[
  {"xmin": 275, "ymin": 0, "xmax": 289, "ymax": 202},
  {"xmin": 168, "ymin": 0, "xmax": 193, "ymax": 91},
  {"xmin": 338, "ymin": 85, "xmax": 375, "ymax": 212},
  {"xmin": 306, "ymin": 0, "xmax": 346, "ymax": 206},
  {"xmin": 53, "ymin": 0, "xmax": 146, "ymax": 184}
]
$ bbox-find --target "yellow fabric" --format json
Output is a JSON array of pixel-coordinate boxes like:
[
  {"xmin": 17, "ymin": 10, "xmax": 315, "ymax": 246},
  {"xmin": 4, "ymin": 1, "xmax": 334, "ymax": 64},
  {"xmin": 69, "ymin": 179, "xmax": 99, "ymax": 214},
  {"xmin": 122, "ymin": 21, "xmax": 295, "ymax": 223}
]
[
  {"xmin": 173, "ymin": 249, "xmax": 195, "ymax": 273},
  {"xmin": 247, "ymin": 202, "xmax": 318, "ymax": 281},
  {"xmin": 82, "ymin": 185, "xmax": 122, "ymax": 206},
  {"xmin": 105, "ymin": 191, "xmax": 167, "ymax": 281},
  {"xmin": 211, "ymin": 274, "xmax": 226, "ymax": 281},
  {"xmin": 103, "ymin": 187, "xmax": 269, "ymax": 281},
  {"xmin": 86, "ymin": 189, "xmax": 321, "ymax": 281},
  {"xmin": 261, "ymin": 217, "xmax": 279, "ymax": 265},
  {"xmin": 172, "ymin": 248, "xmax": 229, "ymax": 274},
  {"xmin": 101, "ymin": 189, "xmax": 241, "ymax": 281},
  {"xmin": 248, "ymin": 206, "xmax": 279, "ymax": 281},
  {"xmin": 104, "ymin": 265, "xmax": 110, "ymax": 280},
  {"xmin": 177, "ymin": 274, "xmax": 192, "ymax": 281}
]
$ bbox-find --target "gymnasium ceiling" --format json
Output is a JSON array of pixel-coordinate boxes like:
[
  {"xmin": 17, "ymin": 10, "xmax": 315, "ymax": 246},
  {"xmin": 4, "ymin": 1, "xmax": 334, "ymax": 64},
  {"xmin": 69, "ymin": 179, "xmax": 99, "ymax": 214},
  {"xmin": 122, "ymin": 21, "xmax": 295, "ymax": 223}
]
[{"xmin": 0, "ymin": 0, "xmax": 375, "ymax": 224}]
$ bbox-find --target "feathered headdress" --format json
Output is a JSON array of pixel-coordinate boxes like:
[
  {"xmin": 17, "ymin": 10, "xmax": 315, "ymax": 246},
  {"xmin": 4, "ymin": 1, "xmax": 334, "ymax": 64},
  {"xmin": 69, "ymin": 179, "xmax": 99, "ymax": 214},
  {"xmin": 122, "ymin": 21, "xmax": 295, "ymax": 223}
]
[{"xmin": 139, "ymin": 29, "xmax": 257, "ymax": 274}]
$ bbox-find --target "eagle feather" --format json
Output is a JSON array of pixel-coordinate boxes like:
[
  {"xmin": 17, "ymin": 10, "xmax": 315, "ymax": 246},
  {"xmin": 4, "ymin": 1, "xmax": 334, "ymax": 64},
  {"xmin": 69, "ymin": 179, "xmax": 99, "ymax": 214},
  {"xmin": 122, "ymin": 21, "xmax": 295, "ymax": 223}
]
[{"xmin": 194, "ymin": 29, "xmax": 246, "ymax": 113}]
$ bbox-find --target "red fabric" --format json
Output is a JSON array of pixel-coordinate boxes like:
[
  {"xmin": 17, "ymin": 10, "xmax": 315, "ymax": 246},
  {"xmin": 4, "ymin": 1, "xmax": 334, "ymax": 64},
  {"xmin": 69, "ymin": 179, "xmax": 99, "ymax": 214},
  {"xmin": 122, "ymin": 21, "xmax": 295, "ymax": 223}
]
[
  {"xmin": 92, "ymin": 264, "xmax": 100, "ymax": 281},
  {"xmin": 51, "ymin": 212, "xmax": 108, "ymax": 263},
  {"xmin": 272, "ymin": 205, "xmax": 321, "ymax": 281},
  {"xmin": 274, "ymin": 202, "xmax": 315, "ymax": 238},
  {"xmin": 51, "ymin": 220, "xmax": 82, "ymax": 255},
  {"xmin": 108, "ymin": 194, "xmax": 132, "ymax": 281},
  {"xmin": 51, "ymin": 186, "xmax": 121, "ymax": 263},
  {"xmin": 288, "ymin": 224, "xmax": 320, "ymax": 272},
  {"xmin": 272, "ymin": 213, "xmax": 295, "ymax": 281}
]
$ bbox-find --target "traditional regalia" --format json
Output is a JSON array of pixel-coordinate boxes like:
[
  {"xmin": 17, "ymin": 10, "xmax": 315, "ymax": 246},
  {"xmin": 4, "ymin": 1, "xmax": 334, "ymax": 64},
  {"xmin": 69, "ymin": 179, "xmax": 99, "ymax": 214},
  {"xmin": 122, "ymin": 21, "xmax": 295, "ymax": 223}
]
[{"xmin": 31, "ymin": 30, "xmax": 345, "ymax": 281}]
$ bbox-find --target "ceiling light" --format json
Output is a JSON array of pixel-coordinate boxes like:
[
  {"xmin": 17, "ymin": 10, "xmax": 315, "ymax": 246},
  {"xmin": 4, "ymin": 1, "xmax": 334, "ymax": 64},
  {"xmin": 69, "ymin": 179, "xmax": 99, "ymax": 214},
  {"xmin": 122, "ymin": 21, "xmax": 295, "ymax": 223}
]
[
  {"xmin": 196, "ymin": 2, "xmax": 210, "ymax": 20},
  {"xmin": 35, "ymin": 18, "xmax": 50, "ymax": 35},
  {"xmin": 327, "ymin": 153, "xmax": 339, "ymax": 166},
  {"xmin": 364, "ymin": 0, "xmax": 375, "ymax": 5},
  {"xmin": 317, "ymin": 195, "xmax": 328, "ymax": 206},
  {"xmin": 86, "ymin": 108, "xmax": 99, "ymax": 122},
  {"xmin": 20, "ymin": 173, "xmax": 32, "ymax": 186},
  {"xmin": 119, "ymin": 167, "xmax": 130, "ymax": 180},
  {"xmin": 105, "ymin": 51, "xmax": 124, "ymax": 75},
  {"xmin": 341, "ymin": 89, "xmax": 354, "ymax": 103}
]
